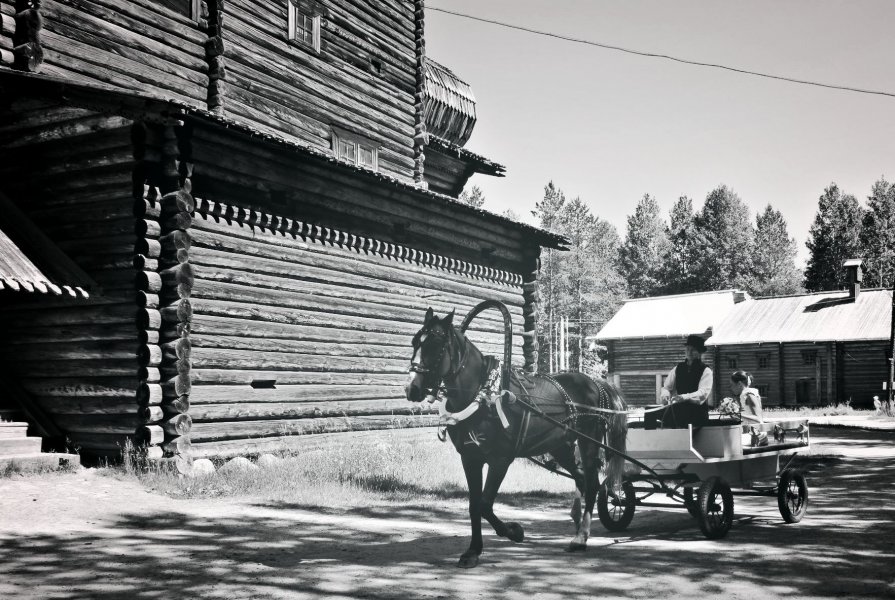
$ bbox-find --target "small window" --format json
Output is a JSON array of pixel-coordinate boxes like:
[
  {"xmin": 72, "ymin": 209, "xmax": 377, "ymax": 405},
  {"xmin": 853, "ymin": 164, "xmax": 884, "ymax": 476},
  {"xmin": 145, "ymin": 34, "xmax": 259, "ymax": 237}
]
[
  {"xmin": 755, "ymin": 384, "xmax": 769, "ymax": 397},
  {"xmin": 158, "ymin": 0, "xmax": 200, "ymax": 19},
  {"xmin": 332, "ymin": 128, "xmax": 379, "ymax": 171},
  {"xmin": 726, "ymin": 356, "xmax": 738, "ymax": 369},
  {"xmin": 801, "ymin": 350, "xmax": 817, "ymax": 366},
  {"xmin": 288, "ymin": 1, "xmax": 321, "ymax": 51},
  {"xmin": 757, "ymin": 353, "xmax": 769, "ymax": 369}
]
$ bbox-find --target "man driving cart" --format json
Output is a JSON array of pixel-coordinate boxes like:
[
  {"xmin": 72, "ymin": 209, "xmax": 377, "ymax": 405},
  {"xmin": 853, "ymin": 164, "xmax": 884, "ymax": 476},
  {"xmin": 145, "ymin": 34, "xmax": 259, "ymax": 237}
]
[{"xmin": 644, "ymin": 334, "xmax": 713, "ymax": 429}]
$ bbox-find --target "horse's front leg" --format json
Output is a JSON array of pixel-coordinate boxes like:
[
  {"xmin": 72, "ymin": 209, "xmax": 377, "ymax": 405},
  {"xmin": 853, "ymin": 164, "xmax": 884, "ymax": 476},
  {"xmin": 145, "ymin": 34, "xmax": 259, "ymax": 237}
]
[
  {"xmin": 568, "ymin": 440, "xmax": 600, "ymax": 552},
  {"xmin": 482, "ymin": 456, "xmax": 524, "ymax": 543},
  {"xmin": 459, "ymin": 453, "xmax": 484, "ymax": 568}
]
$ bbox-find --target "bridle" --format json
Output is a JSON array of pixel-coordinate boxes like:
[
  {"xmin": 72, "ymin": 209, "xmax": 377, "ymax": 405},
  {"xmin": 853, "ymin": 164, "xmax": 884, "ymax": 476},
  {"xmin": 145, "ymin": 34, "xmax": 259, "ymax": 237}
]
[{"xmin": 409, "ymin": 323, "xmax": 469, "ymax": 398}]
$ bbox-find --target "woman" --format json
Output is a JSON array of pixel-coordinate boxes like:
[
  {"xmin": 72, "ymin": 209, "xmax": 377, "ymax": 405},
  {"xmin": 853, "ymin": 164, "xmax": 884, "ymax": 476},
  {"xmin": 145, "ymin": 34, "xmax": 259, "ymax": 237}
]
[
  {"xmin": 723, "ymin": 371, "xmax": 767, "ymax": 447},
  {"xmin": 729, "ymin": 371, "xmax": 763, "ymax": 424}
]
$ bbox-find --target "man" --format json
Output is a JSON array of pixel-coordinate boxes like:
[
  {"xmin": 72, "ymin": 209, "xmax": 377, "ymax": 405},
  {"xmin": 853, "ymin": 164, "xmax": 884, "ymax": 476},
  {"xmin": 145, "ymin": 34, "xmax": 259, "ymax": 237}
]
[{"xmin": 644, "ymin": 334, "xmax": 713, "ymax": 429}]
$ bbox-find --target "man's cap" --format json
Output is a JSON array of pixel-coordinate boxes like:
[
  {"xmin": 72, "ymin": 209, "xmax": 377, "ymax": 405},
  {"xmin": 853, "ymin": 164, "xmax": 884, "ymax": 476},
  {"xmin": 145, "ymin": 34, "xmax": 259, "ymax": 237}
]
[{"xmin": 685, "ymin": 334, "xmax": 706, "ymax": 353}]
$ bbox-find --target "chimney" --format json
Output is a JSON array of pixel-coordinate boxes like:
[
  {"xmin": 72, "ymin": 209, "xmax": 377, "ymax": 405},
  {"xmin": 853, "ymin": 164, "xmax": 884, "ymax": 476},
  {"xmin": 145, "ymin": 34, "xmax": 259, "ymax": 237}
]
[{"xmin": 843, "ymin": 258, "xmax": 864, "ymax": 301}]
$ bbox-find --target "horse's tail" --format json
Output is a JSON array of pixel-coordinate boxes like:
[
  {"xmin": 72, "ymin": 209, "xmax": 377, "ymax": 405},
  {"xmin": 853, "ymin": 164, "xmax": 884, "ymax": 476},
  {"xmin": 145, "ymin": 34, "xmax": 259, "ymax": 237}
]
[{"xmin": 603, "ymin": 382, "xmax": 628, "ymax": 489}]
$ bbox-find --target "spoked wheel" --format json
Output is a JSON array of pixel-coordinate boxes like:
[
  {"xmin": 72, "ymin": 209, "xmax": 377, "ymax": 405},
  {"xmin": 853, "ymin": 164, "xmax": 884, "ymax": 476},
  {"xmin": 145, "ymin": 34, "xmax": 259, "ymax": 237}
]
[
  {"xmin": 696, "ymin": 476, "xmax": 734, "ymax": 539},
  {"xmin": 777, "ymin": 468, "xmax": 808, "ymax": 523},
  {"xmin": 597, "ymin": 481, "xmax": 636, "ymax": 532},
  {"xmin": 683, "ymin": 487, "xmax": 700, "ymax": 518}
]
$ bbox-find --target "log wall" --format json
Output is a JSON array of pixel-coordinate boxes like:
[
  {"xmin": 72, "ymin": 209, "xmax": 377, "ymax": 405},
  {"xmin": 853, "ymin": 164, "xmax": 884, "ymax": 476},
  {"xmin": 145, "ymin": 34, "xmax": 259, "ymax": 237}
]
[
  {"xmin": 37, "ymin": 0, "xmax": 208, "ymax": 106},
  {"xmin": 183, "ymin": 198, "xmax": 527, "ymax": 458},
  {"xmin": 0, "ymin": 106, "xmax": 152, "ymax": 457},
  {"xmin": 216, "ymin": 0, "xmax": 417, "ymax": 181},
  {"xmin": 1, "ymin": 2, "xmax": 15, "ymax": 66},
  {"xmin": 840, "ymin": 340, "xmax": 888, "ymax": 408}
]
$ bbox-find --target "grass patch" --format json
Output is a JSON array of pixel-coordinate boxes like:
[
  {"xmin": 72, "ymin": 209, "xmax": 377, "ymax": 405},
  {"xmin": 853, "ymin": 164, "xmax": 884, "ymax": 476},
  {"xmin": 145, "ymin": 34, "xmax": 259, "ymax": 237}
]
[
  {"xmin": 117, "ymin": 432, "xmax": 576, "ymax": 508},
  {"xmin": 765, "ymin": 402, "xmax": 875, "ymax": 419}
]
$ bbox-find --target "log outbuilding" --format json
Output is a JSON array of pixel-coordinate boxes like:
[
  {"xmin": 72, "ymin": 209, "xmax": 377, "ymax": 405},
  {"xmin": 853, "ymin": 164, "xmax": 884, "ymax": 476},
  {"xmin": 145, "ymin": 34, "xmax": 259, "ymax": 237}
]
[{"xmin": 0, "ymin": 0, "xmax": 565, "ymax": 464}]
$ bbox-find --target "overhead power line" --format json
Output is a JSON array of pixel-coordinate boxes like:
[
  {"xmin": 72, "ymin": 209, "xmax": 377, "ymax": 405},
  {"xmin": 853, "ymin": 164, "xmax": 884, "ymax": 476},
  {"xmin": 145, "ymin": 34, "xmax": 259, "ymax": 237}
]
[{"xmin": 428, "ymin": 6, "xmax": 895, "ymax": 100}]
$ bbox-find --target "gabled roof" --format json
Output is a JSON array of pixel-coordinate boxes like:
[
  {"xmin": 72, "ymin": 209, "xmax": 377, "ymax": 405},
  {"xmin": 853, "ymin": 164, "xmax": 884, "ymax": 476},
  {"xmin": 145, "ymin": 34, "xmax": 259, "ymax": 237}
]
[
  {"xmin": 706, "ymin": 289, "xmax": 892, "ymax": 345},
  {"xmin": 595, "ymin": 290, "xmax": 749, "ymax": 340}
]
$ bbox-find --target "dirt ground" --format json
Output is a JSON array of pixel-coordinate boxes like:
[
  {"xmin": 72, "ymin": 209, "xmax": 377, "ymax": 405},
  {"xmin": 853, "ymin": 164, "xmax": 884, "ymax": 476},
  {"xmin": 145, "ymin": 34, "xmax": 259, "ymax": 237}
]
[{"xmin": 1, "ymin": 427, "xmax": 894, "ymax": 600}]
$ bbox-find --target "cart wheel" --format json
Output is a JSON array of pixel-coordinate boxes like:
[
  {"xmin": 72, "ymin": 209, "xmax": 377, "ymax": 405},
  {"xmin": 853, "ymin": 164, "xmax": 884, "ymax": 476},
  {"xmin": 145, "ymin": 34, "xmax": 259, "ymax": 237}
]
[
  {"xmin": 597, "ymin": 481, "xmax": 636, "ymax": 532},
  {"xmin": 777, "ymin": 468, "xmax": 808, "ymax": 523},
  {"xmin": 696, "ymin": 476, "xmax": 734, "ymax": 539},
  {"xmin": 683, "ymin": 487, "xmax": 700, "ymax": 518}
]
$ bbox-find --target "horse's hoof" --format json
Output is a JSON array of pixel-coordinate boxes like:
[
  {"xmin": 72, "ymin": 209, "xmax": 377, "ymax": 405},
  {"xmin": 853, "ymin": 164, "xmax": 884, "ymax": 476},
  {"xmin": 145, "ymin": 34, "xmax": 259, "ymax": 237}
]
[
  {"xmin": 566, "ymin": 541, "xmax": 587, "ymax": 553},
  {"xmin": 458, "ymin": 552, "xmax": 480, "ymax": 568},
  {"xmin": 504, "ymin": 522, "xmax": 525, "ymax": 543}
]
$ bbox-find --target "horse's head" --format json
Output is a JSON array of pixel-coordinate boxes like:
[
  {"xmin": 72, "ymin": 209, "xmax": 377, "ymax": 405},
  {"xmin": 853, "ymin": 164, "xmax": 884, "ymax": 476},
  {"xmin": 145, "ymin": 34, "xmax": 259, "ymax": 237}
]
[{"xmin": 405, "ymin": 307, "xmax": 461, "ymax": 403}]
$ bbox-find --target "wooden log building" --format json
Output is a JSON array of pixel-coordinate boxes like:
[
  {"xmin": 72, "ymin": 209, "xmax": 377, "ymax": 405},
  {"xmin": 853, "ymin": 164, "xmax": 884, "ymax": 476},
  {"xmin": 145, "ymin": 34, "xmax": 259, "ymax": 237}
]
[
  {"xmin": 594, "ymin": 290, "xmax": 750, "ymax": 405},
  {"xmin": 706, "ymin": 261, "xmax": 892, "ymax": 408},
  {"xmin": 597, "ymin": 261, "xmax": 893, "ymax": 409},
  {"xmin": 0, "ymin": 0, "xmax": 566, "ymax": 463}
]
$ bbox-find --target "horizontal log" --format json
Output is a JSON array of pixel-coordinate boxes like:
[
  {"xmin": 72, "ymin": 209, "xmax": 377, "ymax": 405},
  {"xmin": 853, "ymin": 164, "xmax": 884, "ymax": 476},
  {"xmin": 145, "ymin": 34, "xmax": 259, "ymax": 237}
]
[
  {"xmin": 66, "ymin": 432, "xmax": 135, "ymax": 452},
  {"xmin": 189, "ymin": 368, "xmax": 405, "ymax": 387},
  {"xmin": 188, "ymin": 383, "xmax": 408, "ymax": 405},
  {"xmin": 0, "ymin": 340, "xmax": 144, "ymax": 362},
  {"xmin": 187, "ymin": 425, "xmax": 434, "ymax": 459},
  {"xmin": 160, "ymin": 298, "xmax": 193, "ymax": 323},
  {"xmin": 3, "ymin": 322, "xmax": 138, "ymax": 344},
  {"xmin": 162, "ymin": 395, "xmax": 190, "ymax": 414},
  {"xmin": 186, "ymin": 347, "xmax": 407, "ymax": 373},
  {"xmin": 53, "ymin": 413, "xmax": 161, "ymax": 434},
  {"xmin": 19, "ymin": 377, "xmax": 139, "ymax": 398},
  {"xmin": 189, "ymin": 413, "xmax": 438, "ymax": 442},
  {"xmin": 10, "ymin": 360, "xmax": 157, "ymax": 381},
  {"xmin": 190, "ymin": 397, "xmax": 433, "ymax": 421}
]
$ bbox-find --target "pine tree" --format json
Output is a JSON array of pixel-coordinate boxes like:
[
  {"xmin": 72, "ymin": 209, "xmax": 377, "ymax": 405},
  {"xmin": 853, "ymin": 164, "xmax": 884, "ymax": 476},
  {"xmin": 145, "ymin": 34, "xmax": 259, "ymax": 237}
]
[
  {"xmin": 692, "ymin": 185, "xmax": 754, "ymax": 290},
  {"xmin": 748, "ymin": 205, "xmax": 804, "ymax": 296},
  {"xmin": 458, "ymin": 184, "xmax": 485, "ymax": 208},
  {"xmin": 860, "ymin": 177, "xmax": 895, "ymax": 288},
  {"xmin": 618, "ymin": 194, "xmax": 669, "ymax": 297},
  {"xmin": 659, "ymin": 196, "xmax": 702, "ymax": 294},
  {"xmin": 804, "ymin": 184, "xmax": 864, "ymax": 291}
]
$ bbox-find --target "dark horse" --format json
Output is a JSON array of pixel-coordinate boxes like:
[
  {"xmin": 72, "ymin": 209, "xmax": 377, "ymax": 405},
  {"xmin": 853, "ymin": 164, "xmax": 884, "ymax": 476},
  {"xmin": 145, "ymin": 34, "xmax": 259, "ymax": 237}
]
[{"xmin": 405, "ymin": 308, "xmax": 627, "ymax": 568}]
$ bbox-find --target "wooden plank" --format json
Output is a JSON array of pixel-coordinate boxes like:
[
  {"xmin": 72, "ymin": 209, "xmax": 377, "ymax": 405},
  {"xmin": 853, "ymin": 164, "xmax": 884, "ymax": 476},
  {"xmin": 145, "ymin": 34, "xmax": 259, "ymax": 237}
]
[
  {"xmin": 189, "ymin": 368, "xmax": 406, "ymax": 386},
  {"xmin": 187, "ymin": 346, "xmax": 408, "ymax": 373}
]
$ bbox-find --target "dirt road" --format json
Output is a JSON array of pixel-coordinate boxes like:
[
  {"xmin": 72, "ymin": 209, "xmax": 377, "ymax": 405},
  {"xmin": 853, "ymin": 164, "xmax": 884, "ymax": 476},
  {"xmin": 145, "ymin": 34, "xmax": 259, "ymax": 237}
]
[{"xmin": 1, "ymin": 427, "xmax": 893, "ymax": 600}]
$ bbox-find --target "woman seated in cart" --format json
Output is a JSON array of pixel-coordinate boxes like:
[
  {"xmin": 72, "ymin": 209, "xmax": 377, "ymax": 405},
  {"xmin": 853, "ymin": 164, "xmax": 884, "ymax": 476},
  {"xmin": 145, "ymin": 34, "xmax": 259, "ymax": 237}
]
[{"xmin": 721, "ymin": 370, "xmax": 768, "ymax": 446}]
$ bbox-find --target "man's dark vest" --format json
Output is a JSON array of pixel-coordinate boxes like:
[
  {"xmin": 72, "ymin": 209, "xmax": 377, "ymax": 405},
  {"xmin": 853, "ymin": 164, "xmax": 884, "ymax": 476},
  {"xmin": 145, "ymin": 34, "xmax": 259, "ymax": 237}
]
[{"xmin": 674, "ymin": 360, "xmax": 707, "ymax": 394}]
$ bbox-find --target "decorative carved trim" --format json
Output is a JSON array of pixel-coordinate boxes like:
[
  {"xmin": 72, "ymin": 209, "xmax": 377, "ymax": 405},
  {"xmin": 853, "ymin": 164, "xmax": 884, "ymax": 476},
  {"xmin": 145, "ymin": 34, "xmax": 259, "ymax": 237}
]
[
  {"xmin": 412, "ymin": 0, "xmax": 426, "ymax": 185},
  {"xmin": 193, "ymin": 198, "xmax": 524, "ymax": 287}
]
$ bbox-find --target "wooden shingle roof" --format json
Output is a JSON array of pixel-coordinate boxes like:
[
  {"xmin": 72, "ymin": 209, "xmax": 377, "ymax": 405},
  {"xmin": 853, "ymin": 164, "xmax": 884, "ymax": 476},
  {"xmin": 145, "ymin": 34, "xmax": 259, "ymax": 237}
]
[
  {"xmin": 0, "ymin": 225, "xmax": 88, "ymax": 298},
  {"xmin": 706, "ymin": 289, "xmax": 892, "ymax": 344},
  {"xmin": 423, "ymin": 58, "xmax": 477, "ymax": 146}
]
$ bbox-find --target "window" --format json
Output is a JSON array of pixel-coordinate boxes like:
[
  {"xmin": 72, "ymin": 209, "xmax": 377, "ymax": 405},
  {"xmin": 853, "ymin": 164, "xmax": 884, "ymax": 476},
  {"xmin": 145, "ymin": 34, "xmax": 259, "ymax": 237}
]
[
  {"xmin": 757, "ymin": 353, "xmax": 769, "ymax": 369},
  {"xmin": 157, "ymin": 0, "xmax": 200, "ymax": 20},
  {"xmin": 726, "ymin": 355, "xmax": 738, "ymax": 369},
  {"xmin": 801, "ymin": 350, "xmax": 817, "ymax": 366},
  {"xmin": 332, "ymin": 128, "xmax": 380, "ymax": 171},
  {"xmin": 756, "ymin": 384, "xmax": 769, "ymax": 398},
  {"xmin": 288, "ymin": 1, "xmax": 321, "ymax": 51}
]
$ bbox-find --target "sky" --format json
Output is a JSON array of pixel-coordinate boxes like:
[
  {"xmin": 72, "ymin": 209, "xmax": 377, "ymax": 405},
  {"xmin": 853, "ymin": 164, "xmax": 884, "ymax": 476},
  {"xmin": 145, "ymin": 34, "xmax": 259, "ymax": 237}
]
[{"xmin": 425, "ymin": 0, "xmax": 895, "ymax": 265}]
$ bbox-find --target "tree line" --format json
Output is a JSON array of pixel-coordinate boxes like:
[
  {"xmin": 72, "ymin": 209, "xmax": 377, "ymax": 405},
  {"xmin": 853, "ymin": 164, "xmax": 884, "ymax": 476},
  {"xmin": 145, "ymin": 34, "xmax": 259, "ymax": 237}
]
[{"xmin": 460, "ymin": 177, "xmax": 894, "ymax": 372}]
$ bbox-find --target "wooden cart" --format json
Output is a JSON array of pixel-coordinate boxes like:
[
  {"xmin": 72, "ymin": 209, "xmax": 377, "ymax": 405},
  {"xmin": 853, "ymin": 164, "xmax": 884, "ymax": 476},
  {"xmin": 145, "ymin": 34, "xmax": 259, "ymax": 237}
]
[{"xmin": 597, "ymin": 419, "xmax": 811, "ymax": 538}]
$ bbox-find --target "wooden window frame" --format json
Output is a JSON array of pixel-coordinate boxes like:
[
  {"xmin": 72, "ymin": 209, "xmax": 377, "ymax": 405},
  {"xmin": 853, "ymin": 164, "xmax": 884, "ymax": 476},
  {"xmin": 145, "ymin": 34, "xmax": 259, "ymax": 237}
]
[
  {"xmin": 157, "ymin": 0, "xmax": 201, "ymax": 21},
  {"xmin": 332, "ymin": 127, "xmax": 380, "ymax": 171},
  {"xmin": 725, "ymin": 355, "xmax": 738, "ymax": 369},
  {"xmin": 801, "ymin": 350, "xmax": 817, "ymax": 366},
  {"xmin": 755, "ymin": 384, "xmax": 769, "ymax": 398},
  {"xmin": 288, "ymin": 0, "xmax": 321, "ymax": 52},
  {"xmin": 756, "ymin": 353, "xmax": 769, "ymax": 369}
]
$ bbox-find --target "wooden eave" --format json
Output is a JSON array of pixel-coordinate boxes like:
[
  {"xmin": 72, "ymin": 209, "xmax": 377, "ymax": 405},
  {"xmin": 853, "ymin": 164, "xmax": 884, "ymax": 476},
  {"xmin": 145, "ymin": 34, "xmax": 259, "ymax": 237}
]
[
  {"xmin": 426, "ymin": 135, "xmax": 506, "ymax": 178},
  {"xmin": 0, "ymin": 68, "xmax": 568, "ymax": 251}
]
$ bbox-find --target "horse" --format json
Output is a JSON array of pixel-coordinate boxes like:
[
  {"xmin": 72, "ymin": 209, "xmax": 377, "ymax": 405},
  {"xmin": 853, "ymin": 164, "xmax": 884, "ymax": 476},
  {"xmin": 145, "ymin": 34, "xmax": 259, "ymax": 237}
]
[{"xmin": 405, "ymin": 307, "xmax": 628, "ymax": 568}]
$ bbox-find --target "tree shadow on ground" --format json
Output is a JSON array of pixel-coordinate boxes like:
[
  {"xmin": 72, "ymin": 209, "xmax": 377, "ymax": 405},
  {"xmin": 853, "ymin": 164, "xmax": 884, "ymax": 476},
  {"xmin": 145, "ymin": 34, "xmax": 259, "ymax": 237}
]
[{"xmin": 1, "ymin": 434, "xmax": 894, "ymax": 599}]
